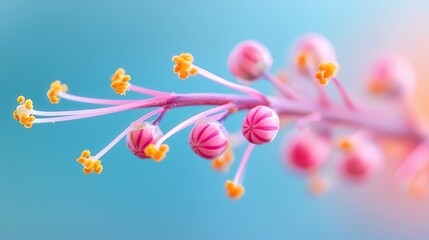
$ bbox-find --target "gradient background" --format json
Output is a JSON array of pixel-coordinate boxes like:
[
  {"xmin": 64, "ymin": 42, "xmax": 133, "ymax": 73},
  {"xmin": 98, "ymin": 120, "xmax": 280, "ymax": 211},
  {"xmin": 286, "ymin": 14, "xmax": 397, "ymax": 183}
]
[{"xmin": 1, "ymin": 0, "xmax": 429, "ymax": 239}]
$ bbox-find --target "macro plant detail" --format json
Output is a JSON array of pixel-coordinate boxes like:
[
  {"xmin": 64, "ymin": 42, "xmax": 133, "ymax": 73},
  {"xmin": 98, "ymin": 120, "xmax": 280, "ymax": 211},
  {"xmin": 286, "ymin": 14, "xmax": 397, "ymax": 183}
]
[{"xmin": 12, "ymin": 33, "xmax": 428, "ymax": 200}]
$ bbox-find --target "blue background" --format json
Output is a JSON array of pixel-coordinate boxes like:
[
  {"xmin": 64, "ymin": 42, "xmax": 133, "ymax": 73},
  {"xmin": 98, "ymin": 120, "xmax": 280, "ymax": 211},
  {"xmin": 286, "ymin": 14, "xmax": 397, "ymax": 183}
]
[{"xmin": 1, "ymin": 0, "xmax": 429, "ymax": 239}]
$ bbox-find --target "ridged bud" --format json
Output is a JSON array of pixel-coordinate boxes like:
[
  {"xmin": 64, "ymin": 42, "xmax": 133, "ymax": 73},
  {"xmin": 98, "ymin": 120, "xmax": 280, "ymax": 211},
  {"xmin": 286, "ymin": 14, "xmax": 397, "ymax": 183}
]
[
  {"xmin": 228, "ymin": 40, "xmax": 272, "ymax": 82},
  {"xmin": 242, "ymin": 106, "xmax": 279, "ymax": 144},
  {"xmin": 126, "ymin": 122, "xmax": 163, "ymax": 159},
  {"xmin": 189, "ymin": 119, "xmax": 229, "ymax": 159}
]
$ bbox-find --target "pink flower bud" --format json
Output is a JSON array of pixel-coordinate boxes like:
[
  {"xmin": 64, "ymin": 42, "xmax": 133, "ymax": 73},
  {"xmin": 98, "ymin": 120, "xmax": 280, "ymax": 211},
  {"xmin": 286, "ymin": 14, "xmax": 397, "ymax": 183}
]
[
  {"xmin": 367, "ymin": 54, "xmax": 416, "ymax": 99},
  {"xmin": 242, "ymin": 106, "xmax": 279, "ymax": 144},
  {"xmin": 340, "ymin": 154, "xmax": 382, "ymax": 182},
  {"xmin": 285, "ymin": 131, "xmax": 330, "ymax": 172},
  {"xmin": 189, "ymin": 119, "xmax": 229, "ymax": 160},
  {"xmin": 126, "ymin": 122, "xmax": 163, "ymax": 159},
  {"xmin": 338, "ymin": 133, "xmax": 383, "ymax": 182},
  {"xmin": 292, "ymin": 33, "xmax": 336, "ymax": 75},
  {"xmin": 227, "ymin": 40, "xmax": 272, "ymax": 82}
]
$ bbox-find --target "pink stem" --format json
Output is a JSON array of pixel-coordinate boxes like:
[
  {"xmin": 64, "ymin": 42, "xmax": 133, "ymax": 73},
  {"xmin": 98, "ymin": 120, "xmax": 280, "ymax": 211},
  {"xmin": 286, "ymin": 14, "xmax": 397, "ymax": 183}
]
[
  {"xmin": 29, "ymin": 92, "xmax": 420, "ymax": 140},
  {"xmin": 33, "ymin": 96, "xmax": 172, "ymax": 123},
  {"xmin": 332, "ymin": 78, "xmax": 356, "ymax": 109},
  {"xmin": 233, "ymin": 143, "xmax": 255, "ymax": 185},
  {"xmin": 155, "ymin": 103, "xmax": 235, "ymax": 148},
  {"xmin": 59, "ymin": 92, "xmax": 136, "ymax": 105},
  {"xmin": 297, "ymin": 112, "xmax": 322, "ymax": 129},
  {"xmin": 32, "ymin": 95, "xmax": 172, "ymax": 117},
  {"xmin": 209, "ymin": 111, "xmax": 229, "ymax": 122},
  {"xmin": 93, "ymin": 108, "xmax": 165, "ymax": 160},
  {"xmin": 396, "ymin": 140, "xmax": 429, "ymax": 184},
  {"xmin": 317, "ymin": 85, "xmax": 331, "ymax": 106},
  {"xmin": 263, "ymin": 71, "xmax": 302, "ymax": 100},
  {"xmin": 194, "ymin": 66, "xmax": 269, "ymax": 104},
  {"xmin": 129, "ymin": 84, "xmax": 168, "ymax": 97}
]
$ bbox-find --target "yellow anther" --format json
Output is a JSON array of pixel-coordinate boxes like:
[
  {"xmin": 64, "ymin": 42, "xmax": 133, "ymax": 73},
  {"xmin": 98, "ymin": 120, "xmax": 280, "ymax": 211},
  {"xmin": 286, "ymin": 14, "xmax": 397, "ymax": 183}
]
[
  {"xmin": 225, "ymin": 180, "xmax": 245, "ymax": 200},
  {"xmin": 308, "ymin": 174, "xmax": 328, "ymax": 196},
  {"xmin": 339, "ymin": 138, "xmax": 353, "ymax": 152},
  {"xmin": 110, "ymin": 68, "xmax": 131, "ymax": 95},
  {"xmin": 76, "ymin": 150, "xmax": 103, "ymax": 175},
  {"xmin": 112, "ymin": 68, "xmax": 125, "ymax": 82},
  {"xmin": 12, "ymin": 110, "xmax": 19, "ymax": 120},
  {"xmin": 81, "ymin": 150, "xmax": 91, "ymax": 158},
  {"xmin": 409, "ymin": 180, "xmax": 426, "ymax": 199},
  {"xmin": 315, "ymin": 62, "xmax": 338, "ymax": 86},
  {"xmin": 212, "ymin": 147, "xmax": 234, "ymax": 172},
  {"xmin": 17, "ymin": 96, "xmax": 25, "ymax": 104},
  {"xmin": 13, "ymin": 96, "xmax": 36, "ymax": 128},
  {"xmin": 24, "ymin": 99, "xmax": 33, "ymax": 110},
  {"xmin": 296, "ymin": 52, "xmax": 309, "ymax": 71},
  {"xmin": 159, "ymin": 144, "xmax": 169, "ymax": 153},
  {"xmin": 47, "ymin": 80, "xmax": 68, "ymax": 104},
  {"xmin": 319, "ymin": 62, "xmax": 337, "ymax": 77},
  {"xmin": 172, "ymin": 53, "xmax": 198, "ymax": 80},
  {"xmin": 83, "ymin": 168, "xmax": 92, "ymax": 174},
  {"xmin": 19, "ymin": 114, "xmax": 36, "ymax": 128},
  {"xmin": 368, "ymin": 79, "xmax": 390, "ymax": 94},
  {"xmin": 144, "ymin": 144, "xmax": 169, "ymax": 162}
]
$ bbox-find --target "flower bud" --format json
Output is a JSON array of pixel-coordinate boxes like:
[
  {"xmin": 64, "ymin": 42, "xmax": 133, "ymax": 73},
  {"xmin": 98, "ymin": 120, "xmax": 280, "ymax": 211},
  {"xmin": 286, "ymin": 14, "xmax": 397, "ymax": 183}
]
[
  {"xmin": 367, "ymin": 54, "xmax": 416, "ymax": 99},
  {"xmin": 227, "ymin": 40, "xmax": 272, "ymax": 82},
  {"xmin": 292, "ymin": 33, "xmax": 336, "ymax": 75},
  {"xmin": 242, "ymin": 106, "xmax": 279, "ymax": 144},
  {"xmin": 189, "ymin": 118, "xmax": 229, "ymax": 159},
  {"xmin": 126, "ymin": 122, "xmax": 163, "ymax": 159},
  {"xmin": 339, "ymin": 153, "xmax": 382, "ymax": 182},
  {"xmin": 285, "ymin": 131, "xmax": 330, "ymax": 172},
  {"xmin": 338, "ymin": 134, "xmax": 383, "ymax": 182}
]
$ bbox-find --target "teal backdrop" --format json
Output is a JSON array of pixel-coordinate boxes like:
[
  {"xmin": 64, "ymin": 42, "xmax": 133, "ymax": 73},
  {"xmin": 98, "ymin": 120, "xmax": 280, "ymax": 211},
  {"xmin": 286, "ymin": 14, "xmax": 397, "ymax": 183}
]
[{"xmin": 1, "ymin": 0, "xmax": 429, "ymax": 239}]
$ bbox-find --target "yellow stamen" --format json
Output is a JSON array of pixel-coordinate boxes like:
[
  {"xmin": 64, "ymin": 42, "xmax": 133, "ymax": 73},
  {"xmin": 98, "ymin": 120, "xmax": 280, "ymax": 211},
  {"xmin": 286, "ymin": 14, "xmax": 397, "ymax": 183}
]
[
  {"xmin": 144, "ymin": 144, "xmax": 169, "ymax": 162},
  {"xmin": 47, "ymin": 80, "xmax": 68, "ymax": 104},
  {"xmin": 339, "ymin": 138, "xmax": 353, "ymax": 152},
  {"xmin": 17, "ymin": 95, "xmax": 25, "ymax": 104},
  {"xmin": 368, "ymin": 79, "xmax": 390, "ymax": 94},
  {"xmin": 212, "ymin": 147, "xmax": 234, "ymax": 172},
  {"xmin": 12, "ymin": 110, "xmax": 19, "ymax": 120},
  {"xmin": 110, "ymin": 68, "xmax": 131, "ymax": 95},
  {"xmin": 76, "ymin": 150, "xmax": 103, "ymax": 175},
  {"xmin": 296, "ymin": 52, "xmax": 309, "ymax": 72},
  {"xmin": 225, "ymin": 180, "xmax": 245, "ymax": 200},
  {"xmin": 172, "ymin": 53, "xmax": 198, "ymax": 80},
  {"xmin": 315, "ymin": 62, "xmax": 338, "ymax": 86},
  {"xmin": 409, "ymin": 176, "xmax": 426, "ymax": 199},
  {"xmin": 308, "ymin": 174, "xmax": 328, "ymax": 196},
  {"xmin": 13, "ymin": 96, "xmax": 36, "ymax": 128}
]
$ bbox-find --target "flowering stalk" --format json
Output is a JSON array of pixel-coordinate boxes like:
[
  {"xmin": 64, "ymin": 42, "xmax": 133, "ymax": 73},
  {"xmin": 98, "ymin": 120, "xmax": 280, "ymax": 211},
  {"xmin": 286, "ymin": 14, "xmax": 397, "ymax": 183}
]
[{"xmin": 12, "ymin": 33, "xmax": 428, "ymax": 200}]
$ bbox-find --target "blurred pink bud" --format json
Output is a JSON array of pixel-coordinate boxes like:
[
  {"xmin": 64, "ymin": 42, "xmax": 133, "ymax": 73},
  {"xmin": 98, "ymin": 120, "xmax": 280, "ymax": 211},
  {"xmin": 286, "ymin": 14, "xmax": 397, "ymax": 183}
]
[
  {"xmin": 189, "ymin": 118, "xmax": 229, "ymax": 159},
  {"xmin": 284, "ymin": 131, "xmax": 330, "ymax": 172},
  {"xmin": 292, "ymin": 33, "xmax": 337, "ymax": 75},
  {"xmin": 367, "ymin": 54, "xmax": 416, "ymax": 99},
  {"xmin": 338, "ymin": 134, "xmax": 384, "ymax": 182},
  {"xmin": 242, "ymin": 106, "xmax": 280, "ymax": 144},
  {"xmin": 126, "ymin": 122, "xmax": 163, "ymax": 159},
  {"xmin": 227, "ymin": 40, "xmax": 272, "ymax": 82}
]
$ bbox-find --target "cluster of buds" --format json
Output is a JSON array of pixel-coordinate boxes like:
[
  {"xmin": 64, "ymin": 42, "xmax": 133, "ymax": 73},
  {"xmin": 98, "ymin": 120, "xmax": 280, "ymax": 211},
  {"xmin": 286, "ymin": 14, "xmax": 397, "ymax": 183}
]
[{"xmin": 12, "ymin": 33, "xmax": 427, "ymax": 200}]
